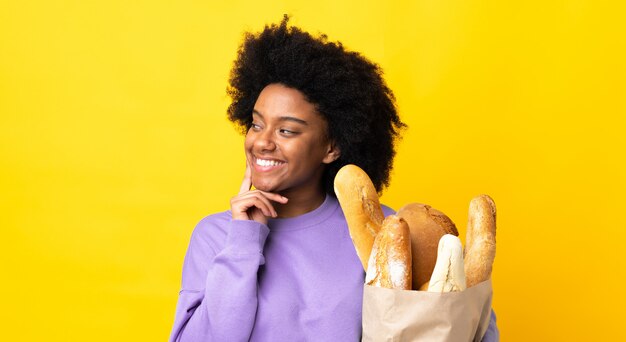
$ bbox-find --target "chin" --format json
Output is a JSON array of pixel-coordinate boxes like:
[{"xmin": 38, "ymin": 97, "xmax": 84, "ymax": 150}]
[{"xmin": 252, "ymin": 180, "xmax": 280, "ymax": 192}]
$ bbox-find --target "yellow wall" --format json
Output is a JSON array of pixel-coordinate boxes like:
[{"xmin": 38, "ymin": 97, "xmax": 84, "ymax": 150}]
[{"xmin": 1, "ymin": 1, "xmax": 624, "ymax": 340}]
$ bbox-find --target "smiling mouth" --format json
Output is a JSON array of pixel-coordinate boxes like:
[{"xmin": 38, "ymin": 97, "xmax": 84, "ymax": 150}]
[{"xmin": 253, "ymin": 157, "xmax": 286, "ymax": 172}]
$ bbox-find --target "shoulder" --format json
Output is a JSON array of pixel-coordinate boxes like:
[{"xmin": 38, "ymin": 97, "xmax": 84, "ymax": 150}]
[{"xmin": 381, "ymin": 203, "xmax": 396, "ymax": 217}]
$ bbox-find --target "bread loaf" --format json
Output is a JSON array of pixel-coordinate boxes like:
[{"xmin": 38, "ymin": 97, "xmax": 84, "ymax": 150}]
[
  {"xmin": 365, "ymin": 215, "xmax": 412, "ymax": 290},
  {"xmin": 428, "ymin": 234, "xmax": 466, "ymax": 292},
  {"xmin": 334, "ymin": 164, "xmax": 384, "ymax": 270},
  {"xmin": 397, "ymin": 203, "xmax": 459, "ymax": 290},
  {"xmin": 464, "ymin": 194, "xmax": 497, "ymax": 287}
]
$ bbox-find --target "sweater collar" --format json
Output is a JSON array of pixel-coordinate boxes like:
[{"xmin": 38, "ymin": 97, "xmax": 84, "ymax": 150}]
[{"xmin": 266, "ymin": 193, "xmax": 339, "ymax": 231}]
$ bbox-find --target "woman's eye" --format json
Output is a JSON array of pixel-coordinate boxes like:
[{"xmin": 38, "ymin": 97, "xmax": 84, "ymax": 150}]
[
  {"xmin": 250, "ymin": 123, "xmax": 261, "ymax": 130},
  {"xmin": 280, "ymin": 129, "xmax": 297, "ymax": 135}
]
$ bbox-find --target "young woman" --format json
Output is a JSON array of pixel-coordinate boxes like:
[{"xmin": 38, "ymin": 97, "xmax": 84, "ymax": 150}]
[{"xmin": 169, "ymin": 16, "xmax": 499, "ymax": 341}]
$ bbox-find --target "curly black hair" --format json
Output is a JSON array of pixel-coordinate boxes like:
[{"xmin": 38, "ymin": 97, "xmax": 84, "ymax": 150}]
[{"xmin": 227, "ymin": 15, "xmax": 406, "ymax": 196}]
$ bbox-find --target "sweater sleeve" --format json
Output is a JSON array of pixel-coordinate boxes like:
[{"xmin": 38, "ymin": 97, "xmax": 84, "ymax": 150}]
[
  {"xmin": 169, "ymin": 218, "xmax": 270, "ymax": 342},
  {"xmin": 481, "ymin": 309, "xmax": 500, "ymax": 341}
]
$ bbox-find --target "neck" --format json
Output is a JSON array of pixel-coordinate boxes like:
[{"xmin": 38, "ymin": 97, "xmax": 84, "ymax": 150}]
[{"xmin": 273, "ymin": 187, "xmax": 327, "ymax": 218}]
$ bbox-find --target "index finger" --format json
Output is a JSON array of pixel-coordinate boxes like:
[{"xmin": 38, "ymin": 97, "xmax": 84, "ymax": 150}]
[{"xmin": 238, "ymin": 161, "xmax": 252, "ymax": 194}]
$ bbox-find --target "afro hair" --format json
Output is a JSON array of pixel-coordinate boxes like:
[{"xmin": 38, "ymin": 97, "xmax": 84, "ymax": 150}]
[{"xmin": 227, "ymin": 15, "xmax": 406, "ymax": 196}]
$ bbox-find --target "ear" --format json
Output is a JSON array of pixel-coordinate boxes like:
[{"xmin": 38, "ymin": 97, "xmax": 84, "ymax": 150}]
[{"xmin": 322, "ymin": 141, "xmax": 341, "ymax": 164}]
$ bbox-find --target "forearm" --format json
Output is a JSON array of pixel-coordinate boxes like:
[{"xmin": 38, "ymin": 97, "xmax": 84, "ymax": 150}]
[{"xmin": 171, "ymin": 220, "xmax": 269, "ymax": 342}]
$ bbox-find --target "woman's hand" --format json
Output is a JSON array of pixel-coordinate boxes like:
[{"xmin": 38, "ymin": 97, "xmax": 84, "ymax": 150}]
[{"xmin": 230, "ymin": 163, "xmax": 288, "ymax": 225}]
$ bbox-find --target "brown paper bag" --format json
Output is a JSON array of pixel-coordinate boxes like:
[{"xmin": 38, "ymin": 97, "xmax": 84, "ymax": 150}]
[{"xmin": 362, "ymin": 278, "xmax": 493, "ymax": 342}]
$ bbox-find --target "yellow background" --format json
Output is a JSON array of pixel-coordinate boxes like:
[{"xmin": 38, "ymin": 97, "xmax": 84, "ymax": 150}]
[{"xmin": 1, "ymin": 1, "xmax": 624, "ymax": 340}]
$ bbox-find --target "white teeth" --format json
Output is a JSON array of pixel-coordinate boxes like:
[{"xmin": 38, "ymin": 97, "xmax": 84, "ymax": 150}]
[{"xmin": 256, "ymin": 158, "xmax": 283, "ymax": 167}]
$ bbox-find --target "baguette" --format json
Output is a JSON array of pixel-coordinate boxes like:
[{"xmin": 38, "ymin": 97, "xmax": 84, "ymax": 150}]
[
  {"xmin": 464, "ymin": 194, "xmax": 497, "ymax": 287},
  {"xmin": 334, "ymin": 164, "xmax": 384, "ymax": 270},
  {"xmin": 428, "ymin": 234, "xmax": 466, "ymax": 292},
  {"xmin": 365, "ymin": 215, "xmax": 412, "ymax": 290}
]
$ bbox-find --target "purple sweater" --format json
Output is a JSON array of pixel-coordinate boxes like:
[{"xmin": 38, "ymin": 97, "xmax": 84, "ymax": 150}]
[{"xmin": 169, "ymin": 194, "xmax": 499, "ymax": 341}]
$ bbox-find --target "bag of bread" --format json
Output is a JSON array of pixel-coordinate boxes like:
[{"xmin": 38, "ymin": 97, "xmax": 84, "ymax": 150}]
[
  {"xmin": 361, "ymin": 197, "xmax": 497, "ymax": 342},
  {"xmin": 362, "ymin": 279, "xmax": 493, "ymax": 342},
  {"xmin": 334, "ymin": 165, "xmax": 497, "ymax": 342}
]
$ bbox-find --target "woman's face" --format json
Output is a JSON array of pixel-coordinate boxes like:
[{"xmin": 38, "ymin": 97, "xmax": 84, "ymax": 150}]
[{"xmin": 245, "ymin": 83, "xmax": 339, "ymax": 196}]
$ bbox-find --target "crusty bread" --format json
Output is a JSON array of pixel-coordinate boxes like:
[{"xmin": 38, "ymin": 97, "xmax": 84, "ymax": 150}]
[
  {"xmin": 397, "ymin": 203, "xmax": 459, "ymax": 290},
  {"xmin": 428, "ymin": 234, "xmax": 466, "ymax": 292},
  {"xmin": 464, "ymin": 194, "xmax": 497, "ymax": 287},
  {"xmin": 365, "ymin": 215, "xmax": 412, "ymax": 290},
  {"xmin": 334, "ymin": 164, "xmax": 384, "ymax": 270}
]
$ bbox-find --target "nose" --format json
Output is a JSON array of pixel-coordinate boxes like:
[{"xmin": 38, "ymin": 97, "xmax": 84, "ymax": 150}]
[{"xmin": 254, "ymin": 128, "xmax": 276, "ymax": 152}]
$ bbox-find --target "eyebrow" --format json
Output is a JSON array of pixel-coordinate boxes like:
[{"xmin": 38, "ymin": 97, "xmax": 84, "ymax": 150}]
[{"xmin": 252, "ymin": 109, "xmax": 308, "ymax": 126}]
